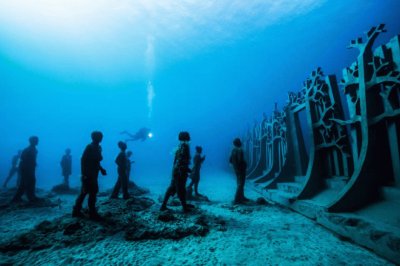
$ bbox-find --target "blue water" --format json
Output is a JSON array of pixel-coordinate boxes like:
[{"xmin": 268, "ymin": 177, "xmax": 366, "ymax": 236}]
[{"xmin": 0, "ymin": 0, "xmax": 399, "ymax": 189}]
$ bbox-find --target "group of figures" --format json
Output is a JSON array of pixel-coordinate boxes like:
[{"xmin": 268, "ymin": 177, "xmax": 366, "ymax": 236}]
[
  {"xmin": 3, "ymin": 131, "xmax": 249, "ymax": 220},
  {"xmin": 2, "ymin": 136, "xmax": 74, "ymax": 203},
  {"xmin": 158, "ymin": 132, "xmax": 249, "ymax": 213},
  {"xmin": 3, "ymin": 146, "xmax": 73, "ymax": 190},
  {"xmin": 4, "ymin": 137, "xmax": 40, "ymax": 202}
]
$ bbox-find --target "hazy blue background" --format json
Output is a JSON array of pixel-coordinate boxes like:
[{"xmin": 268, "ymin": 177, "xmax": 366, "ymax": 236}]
[{"xmin": 0, "ymin": 0, "xmax": 399, "ymax": 190}]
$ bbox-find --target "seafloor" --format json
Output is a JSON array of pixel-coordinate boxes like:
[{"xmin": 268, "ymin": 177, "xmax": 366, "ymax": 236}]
[{"xmin": 0, "ymin": 173, "xmax": 393, "ymax": 265}]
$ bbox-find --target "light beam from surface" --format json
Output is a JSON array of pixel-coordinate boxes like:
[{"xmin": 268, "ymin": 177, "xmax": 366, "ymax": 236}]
[{"xmin": 0, "ymin": 0, "xmax": 326, "ymax": 80}]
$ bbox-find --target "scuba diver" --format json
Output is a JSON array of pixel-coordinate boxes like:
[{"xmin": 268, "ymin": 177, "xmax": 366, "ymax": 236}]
[
  {"xmin": 72, "ymin": 131, "xmax": 107, "ymax": 220},
  {"xmin": 160, "ymin": 131, "xmax": 194, "ymax": 212},
  {"xmin": 60, "ymin": 148, "xmax": 72, "ymax": 188},
  {"xmin": 229, "ymin": 138, "xmax": 249, "ymax": 204},
  {"xmin": 120, "ymin": 127, "xmax": 152, "ymax": 142},
  {"xmin": 110, "ymin": 141, "xmax": 129, "ymax": 199},
  {"xmin": 187, "ymin": 146, "xmax": 206, "ymax": 197},
  {"xmin": 3, "ymin": 150, "xmax": 22, "ymax": 188},
  {"xmin": 11, "ymin": 136, "xmax": 39, "ymax": 203}
]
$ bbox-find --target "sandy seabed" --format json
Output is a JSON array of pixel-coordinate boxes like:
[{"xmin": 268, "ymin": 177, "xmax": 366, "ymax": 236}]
[{"xmin": 0, "ymin": 173, "xmax": 393, "ymax": 266}]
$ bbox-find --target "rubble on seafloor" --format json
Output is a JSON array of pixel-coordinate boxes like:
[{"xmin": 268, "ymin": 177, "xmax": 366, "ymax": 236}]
[
  {"xmin": 51, "ymin": 184, "xmax": 80, "ymax": 195},
  {"xmin": 0, "ymin": 188, "xmax": 61, "ymax": 213},
  {"xmin": 98, "ymin": 181, "xmax": 150, "ymax": 198},
  {"xmin": 0, "ymin": 196, "xmax": 227, "ymax": 254}
]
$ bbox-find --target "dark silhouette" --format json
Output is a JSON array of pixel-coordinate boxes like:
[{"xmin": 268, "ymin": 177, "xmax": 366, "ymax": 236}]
[
  {"xmin": 125, "ymin": 150, "xmax": 149, "ymax": 195},
  {"xmin": 120, "ymin": 127, "xmax": 151, "ymax": 142},
  {"xmin": 3, "ymin": 150, "xmax": 22, "ymax": 188},
  {"xmin": 187, "ymin": 146, "xmax": 206, "ymax": 197},
  {"xmin": 111, "ymin": 141, "xmax": 129, "ymax": 199},
  {"xmin": 126, "ymin": 150, "xmax": 136, "ymax": 188},
  {"xmin": 60, "ymin": 148, "xmax": 72, "ymax": 188},
  {"xmin": 12, "ymin": 137, "xmax": 39, "ymax": 202},
  {"xmin": 160, "ymin": 131, "xmax": 194, "ymax": 212},
  {"xmin": 72, "ymin": 131, "xmax": 107, "ymax": 220},
  {"xmin": 229, "ymin": 138, "xmax": 249, "ymax": 204},
  {"xmin": 126, "ymin": 151, "xmax": 134, "ymax": 179}
]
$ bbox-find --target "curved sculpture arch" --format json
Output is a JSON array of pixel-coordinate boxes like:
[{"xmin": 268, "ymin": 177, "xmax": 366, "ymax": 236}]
[{"xmin": 245, "ymin": 24, "xmax": 400, "ymax": 212}]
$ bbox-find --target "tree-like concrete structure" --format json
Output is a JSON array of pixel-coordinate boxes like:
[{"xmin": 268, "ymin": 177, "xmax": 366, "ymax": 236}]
[{"xmin": 244, "ymin": 25, "xmax": 400, "ymax": 263}]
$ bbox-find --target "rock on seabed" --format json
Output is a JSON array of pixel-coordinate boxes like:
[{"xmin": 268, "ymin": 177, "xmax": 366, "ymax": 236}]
[{"xmin": 0, "ymin": 196, "xmax": 227, "ymax": 254}]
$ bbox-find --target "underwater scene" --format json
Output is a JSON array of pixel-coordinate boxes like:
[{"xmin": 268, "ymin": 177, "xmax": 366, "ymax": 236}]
[{"xmin": 1, "ymin": 0, "xmax": 400, "ymax": 265}]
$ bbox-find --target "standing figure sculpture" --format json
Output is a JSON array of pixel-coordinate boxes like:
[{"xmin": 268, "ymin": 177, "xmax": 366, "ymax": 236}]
[
  {"xmin": 187, "ymin": 146, "xmax": 206, "ymax": 197},
  {"xmin": 125, "ymin": 150, "xmax": 149, "ymax": 195},
  {"xmin": 111, "ymin": 141, "xmax": 130, "ymax": 199},
  {"xmin": 12, "ymin": 137, "xmax": 39, "ymax": 203},
  {"xmin": 160, "ymin": 131, "xmax": 193, "ymax": 212},
  {"xmin": 60, "ymin": 148, "xmax": 72, "ymax": 188},
  {"xmin": 229, "ymin": 138, "xmax": 249, "ymax": 204},
  {"xmin": 3, "ymin": 150, "xmax": 22, "ymax": 188},
  {"xmin": 72, "ymin": 131, "xmax": 107, "ymax": 220},
  {"xmin": 126, "ymin": 151, "xmax": 134, "ymax": 180}
]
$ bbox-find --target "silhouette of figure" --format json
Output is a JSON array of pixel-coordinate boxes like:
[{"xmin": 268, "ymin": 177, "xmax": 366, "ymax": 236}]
[
  {"xmin": 187, "ymin": 146, "xmax": 206, "ymax": 197},
  {"xmin": 3, "ymin": 150, "xmax": 22, "ymax": 188},
  {"xmin": 60, "ymin": 148, "xmax": 72, "ymax": 188},
  {"xmin": 12, "ymin": 136, "xmax": 39, "ymax": 202},
  {"xmin": 72, "ymin": 131, "xmax": 107, "ymax": 220},
  {"xmin": 121, "ymin": 127, "xmax": 151, "ymax": 142},
  {"xmin": 125, "ymin": 151, "xmax": 148, "ymax": 195},
  {"xmin": 229, "ymin": 138, "xmax": 249, "ymax": 204},
  {"xmin": 160, "ymin": 131, "xmax": 193, "ymax": 212},
  {"xmin": 111, "ymin": 141, "xmax": 129, "ymax": 199},
  {"xmin": 126, "ymin": 151, "xmax": 134, "ymax": 179}
]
